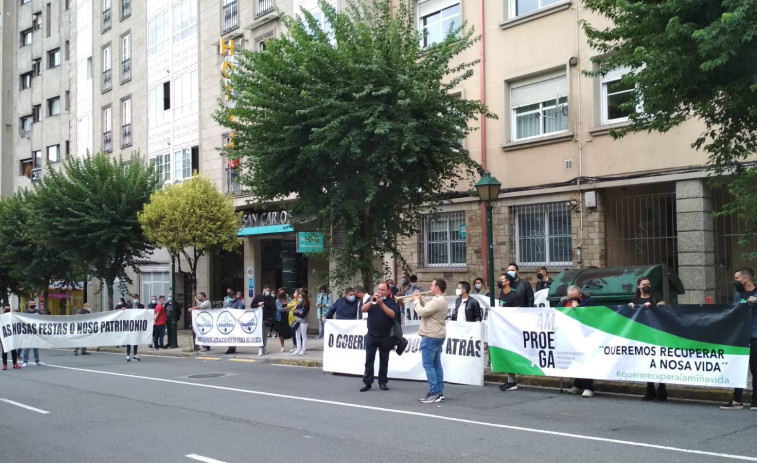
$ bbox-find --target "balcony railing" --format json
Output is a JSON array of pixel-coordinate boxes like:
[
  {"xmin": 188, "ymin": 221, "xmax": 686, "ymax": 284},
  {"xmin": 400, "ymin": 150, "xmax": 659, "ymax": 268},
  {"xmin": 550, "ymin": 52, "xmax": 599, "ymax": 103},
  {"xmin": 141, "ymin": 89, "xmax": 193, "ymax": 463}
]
[
  {"xmin": 121, "ymin": 0, "xmax": 131, "ymax": 18},
  {"xmin": 122, "ymin": 58, "xmax": 131, "ymax": 82},
  {"xmin": 103, "ymin": 7, "xmax": 111, "ymax": 31},
  {"xmin": 104, "ymin": 131, "xmax": 113, "ymax": 153},
  {"xmin": 257, "ymin": 0, "xmax": 274, "ymax": 17},
  {"xmin": 227, "ymin": 167, "xmax": 243, "ymax": 195},
  {"xmin": 103, "ymin": 69, "xmax": 112, "ymax": 91},
  {"xmin": 121, "ymin": 124, "xmax": 132, "ymax": 147},
  {"xmin": 223, "ymin": 0, "xmax": 238, "ymax": 33}
]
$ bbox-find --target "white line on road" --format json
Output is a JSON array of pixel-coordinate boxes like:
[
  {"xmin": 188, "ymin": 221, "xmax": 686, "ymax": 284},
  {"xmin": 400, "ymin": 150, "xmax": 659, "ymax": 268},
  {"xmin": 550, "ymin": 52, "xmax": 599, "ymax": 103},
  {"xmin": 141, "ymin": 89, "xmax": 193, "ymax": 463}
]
[
  {"xmin": 0, "ymin": 398, "xmax": 50, "ymax": 414},
  {"xmin": 46, "ymin": 364, "xmax": 756, "ymax": 462},
  {"xmin": 186, "ymin": 454, "xmax": 227, "ymax": 463}
]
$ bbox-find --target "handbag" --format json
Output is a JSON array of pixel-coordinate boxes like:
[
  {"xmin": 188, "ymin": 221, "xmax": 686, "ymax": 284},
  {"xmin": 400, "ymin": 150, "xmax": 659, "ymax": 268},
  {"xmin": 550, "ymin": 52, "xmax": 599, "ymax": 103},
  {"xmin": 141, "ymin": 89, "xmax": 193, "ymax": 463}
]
[{"xmin": 291, "ymin": 321, "xmax": 300, "ymax": 332}]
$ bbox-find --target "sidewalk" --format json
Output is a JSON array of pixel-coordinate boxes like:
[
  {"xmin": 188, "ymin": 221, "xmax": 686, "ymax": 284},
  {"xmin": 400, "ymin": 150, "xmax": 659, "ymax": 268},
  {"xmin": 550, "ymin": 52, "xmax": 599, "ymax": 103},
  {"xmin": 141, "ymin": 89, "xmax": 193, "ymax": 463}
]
[{"xmin": 93, "ymin": 329, "xmax": 742, "ymax": 404}]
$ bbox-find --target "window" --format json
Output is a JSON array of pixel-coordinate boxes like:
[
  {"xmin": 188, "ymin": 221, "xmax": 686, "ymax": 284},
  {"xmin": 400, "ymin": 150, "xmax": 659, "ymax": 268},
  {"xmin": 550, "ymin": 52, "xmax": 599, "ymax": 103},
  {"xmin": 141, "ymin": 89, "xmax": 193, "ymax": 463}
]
[
  {"xmin": 121, "ymin": 98, "xmax": 131, "ymax": 147},
  {"xmin": 20, "ymin": 158, "xmax": 34, "ymax": 177},
  {"xmin": 65, "ymin": 91, "xmax": 70, "ymax": 110},
  {"xmin": 47, "ymin": 145, "xmax": 61, "ymax": 163},
  {"xmin": 418, "ymin": 211, "xmax": 466, "ymax": 268},
  {"xmin": 223, "ymin": 0, "xmax": 238, "ymax": 33},
  {"xmin": 32, "ymin": 11, "xmax": 41, "ymax": 29},
  {"xmin": 601, "ymin": 67, "xmax": 636, "ymax": 125},
  {"xmin": 172, "ymin": 0, "xmax": 197, "ymax": 43},
  {"xmin": 48, "ymin": 48, "xmax": 61, "ymax": 68},
  {"xmin": 103, "ymin": 0, "xmax": 112, "ymax": 31},
  {"xmin": 87, "ymin": 56, "xmax": 92, "ymax": 79},
  {"xmin": 257, "ymin": 0, "xmax": 274, "ymax": 17},
  {"xmin": 419, "ymin": 1, "xmax": 460, "ymax": 48},
  {"xmin": 20, "ymin": 72, "xmax": 32, "ymax": 90},
  {"xmin": 32, "ymin": 104, "xmax": 41, "ymax": 122},
  {"xmin": 48, "ymin": 96, "xmax": 61, "ymax": 116},
  {"xmin": 141, "ymin": 271, "xmax": 170, "ymax": 305},
  {"xmin": 46, "ymin": 3, "xmax": 51, "ymax": 37},
  {"xmin": 65, "ymin": 41, "xmax": 70, "ymax": 60},
  {"xmin": 121, "ymin": 0, "xmax": 131, "ymax": 19},
  {"xmin": 20, "ymin": 115, "xmax": 33, "ymax": 134},
  {"xmin": 510, "ymin": 72, "xmax": 569, "ymax": 141},
  {"xmin": 147, "ymin": 10, "xmax": 170, "ymax": 55},
  {"xmin": 513, "ymin": 203, "xmax": 572, "ymax": 266},
  {"xmin": 151, "ymin": 153, "xmax": 170, "ymax": 183},
  {"xmin": 508, "ymin": 0, "xmax": 564, "ymax": 18},
  {"xmin": 121, "ymin": 34, "xmax": 131, "ymax": 82},
  {"xmin": 21, "ymin": 0, "xmax": 32, "ymax": 5},
  {"xmin": 33, "ymin": 150, "xmax": 42, "ymax": 167},
  {"xmin": 21, "ymin": 28, "xmax": 33, "ymax": 47},
  {"xmin": 148, "ymin": 84, "xmax": 168, "ymax": 123},
  {"xmin": 102, "ymin": 46, "xmax": 112, "ymax": 91},
  {"xmin": 173, "ymin": 70, "xmax": 198, "ymax": 116},
  {"xmin": 103, "ymin": 106, "xmax": 112, "ymax": 153},
  {"xmin": 174, "ymin": 147, "xmax": 192, "ymax": 181},
  {"xmin": 163, "ymin": 81, "xmax": 171, "ymax": 110},
  {"xmin": 32, "ymin": 58, "xmax": 42, "ymax": 76}
]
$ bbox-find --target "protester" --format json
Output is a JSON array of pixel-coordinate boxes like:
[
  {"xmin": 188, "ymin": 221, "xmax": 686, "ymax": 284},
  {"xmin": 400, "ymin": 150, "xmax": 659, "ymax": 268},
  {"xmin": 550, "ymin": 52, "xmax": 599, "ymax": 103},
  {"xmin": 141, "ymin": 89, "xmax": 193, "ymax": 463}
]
[
  {"xmin": 147, "ymin": 295, "xmax": 158, "ymax": 348},
  {"xmin": 386, "ymin": 279, "xmax": 398, "ymax": 299},
  {"xmin": 472, "ymin": 277, "xmax": 489, "ymax": 297},
  {"xmin": 360, "ymin": 282, "xmax": 399, "ymax": 392},
  {"xmin": 251, "ymin": 285, "xmax": 276, "ymax": 356},
  {"xmin": 506, "ymin": 263, "xmax": 535, "ymax": 307},
  {"xmin": 292, "ymin": 289, "xmax": 310, "ymax": 356},
  {"xmin": 223, "ymin": 290, "xmax": 246, "ymax": 355},
  {"xmin": 413, "ymin": 279, "xmax": 448, "ymax": 403},
  {"xmin": 534, "ymin": 266, "xmax": 553, "ymax": 291},
  {"xmin": 188, "ymin": 292, "xmax": 212, "ymax": 352},
  {"xmin": 355, "ymin": 285, "xmax": 371, "ymax": 316},
  {"xmin": 496, "ymin": 273, "xmax": 520, "ymax": 391},
  {"xmin": 564, "ymin": 285, "xmax": 594, "ymax": 397},
  {"xmin": 153, "ymin": 296, "xmax": 167, "ymax": 350},
  {"xmin": 287, "ymin": 289, "xmax": 300, "ymax": 352},
  {"xmin": 629, "ymin": 277, "xmax": 667, "ymax": 402},
  {"xmin": 315, "ymin": 285, "xmax": 332, "ymax": 340},
  {"xmin": 164, "ymin": 293, "xmax": 180, "ymax": 348},
  {"xmin": 449, "ymin": 281, "xmax": 482, "ymax": 322},
  {"xmin": 131, "ymin": 294, "xmax": 145, "ymax": 309},
  {"xmin": 74, "ymin": 303, "xmax": 92, "ymax": 356},
  {"xmin": 275, "ymin": 289, "xmax": 293, "ymax": 352},
  {"xmin": 404, "ymin": 275, "xmax": 423, "ymax": 296},
  {"xmin": 1, "ymin": 305, "xmax": 20, "ymax": 370},
  {"xmin": 397, "ymin": 273, "xmax": 412, "ymax": 300},
  {"xmin": 323, "ymin": 288, "xmax": 359, "ymax": 321},
  {"xmin": 721, "ymin": 268, "xmax": 757, "ymax": 410},
  {"xmin": 119, "ymin": 297, "xmax": 142, "ymax": 362},
  {"xmin": 22, "ymin": 299, "xmax": 41, "ymax": 367}
]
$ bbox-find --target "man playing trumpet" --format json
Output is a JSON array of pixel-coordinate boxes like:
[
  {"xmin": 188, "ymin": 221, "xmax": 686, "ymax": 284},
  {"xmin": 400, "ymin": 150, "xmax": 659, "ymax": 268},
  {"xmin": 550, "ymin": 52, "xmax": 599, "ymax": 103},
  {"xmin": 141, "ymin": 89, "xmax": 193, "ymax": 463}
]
[
  {"xmin": 360, "ymin": 282, "xmax": 400, "ymax": 392},
  {"xmin": 412, "ymin": 279, "xmax": 449, "ymax": 403}
]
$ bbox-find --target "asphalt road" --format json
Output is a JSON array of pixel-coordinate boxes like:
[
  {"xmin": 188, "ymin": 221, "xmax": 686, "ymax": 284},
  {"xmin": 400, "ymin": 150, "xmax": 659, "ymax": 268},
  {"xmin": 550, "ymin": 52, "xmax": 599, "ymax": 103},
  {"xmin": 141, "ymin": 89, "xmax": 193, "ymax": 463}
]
[{"xmin": 2, "ymin": 349, "xmax": 756, "ymax": 463}]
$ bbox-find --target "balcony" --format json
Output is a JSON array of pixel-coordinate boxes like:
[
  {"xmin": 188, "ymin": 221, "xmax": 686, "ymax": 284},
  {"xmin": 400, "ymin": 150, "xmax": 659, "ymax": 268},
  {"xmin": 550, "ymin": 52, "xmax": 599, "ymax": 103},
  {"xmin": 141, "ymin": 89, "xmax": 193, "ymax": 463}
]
[
  {"xmin": 104, "ymin": 131, "xmax": 113, "ymax": 153},
  {"xmin": 121, "ymin": 124, "xmax": 131, "ymax": 147},
  {"xmin": 103, "ymin": 7, "xmax": 111, "ymax": 31},
  {"xmin": 103, "ymin": 69, "xmax": 112, "ymax": 92},
  {"xmin": 122, "ymin": 58, "xmax": 131, "ymax": 82},
  {"xmin": 226, "ymin": 167, "xmax": 243, "ymax": 195},
  {"xmin": 257, "ymin": 0, "xmax": 274, "ymax": 17},
  {"xmin": 121, "ymin": 0, "xmax": 131, "ymax": 19},
  {"xmin": 223, "ymin": 0, "xmax": 238, "ymax": 33}
]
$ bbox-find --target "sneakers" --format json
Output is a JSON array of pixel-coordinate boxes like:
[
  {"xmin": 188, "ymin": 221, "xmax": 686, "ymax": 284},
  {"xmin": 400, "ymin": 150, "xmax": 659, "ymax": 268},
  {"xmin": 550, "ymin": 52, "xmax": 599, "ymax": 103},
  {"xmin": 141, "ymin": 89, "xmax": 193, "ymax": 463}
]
[
  {"xmin": 297, "ymin": 351, "xmax": 305, "ymax": 356},
  {"xmin": 22, "ymin": 362, "xmax": 28, "ymax": 367},
  {"xmin": 280, "ymin": 347, "xmax": 286, "ymax": 353},
  {"xmin": 720, "ymin": 400, "xmax": 743, "ymax": 410},
  {"xmin": 420, "ymin": 393, "xmax": 444, "ymax": 404},
  {"xmin": 289, "ymin": 348, "xmax": 297, "ymax": 353},
  {"xmin": 566, "ymin": 386, "xmax": 580, "ymax": 394},
  {"xmin": 126, "ymin": 355, "xmax": 131, "ymax": 362},
  {"xmin": 582, "ymin": 389, "xmax": 594, "ymax": 398},
  {"xmin": 499, "ymin": 382, "xmax": 518, "ymax": 391},
  {"xmin": 12, "ymin": 364, "xmax": 20, "ymax": 369},
  {"xmin": 132, "ymin": 356, "xmax": 140, "ymax": 361},
  {"xmin": 2, "ymin": 365, "xmax": 6, "ymax": 371},
  {"xmin": 35, "ymin": 362, "xmax": 41, "ymax": 366}
]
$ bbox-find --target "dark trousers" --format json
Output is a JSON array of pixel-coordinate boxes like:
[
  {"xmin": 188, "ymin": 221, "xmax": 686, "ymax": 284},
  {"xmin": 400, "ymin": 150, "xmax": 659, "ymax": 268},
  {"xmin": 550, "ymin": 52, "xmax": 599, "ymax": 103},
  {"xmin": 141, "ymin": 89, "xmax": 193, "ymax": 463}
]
[
  {"xmin": 574, "ymin": 378, "xmax": 594, "ymax": 391},
  {"xmin": 733, "ymin": 338, "xmax": 757, "ymax": 403},
  {"xmin": 363, "ymin": 334, "xmax": 394, "ymax": 385},
  {"xmin": 2, "ymin": 349, "xmax": 18, "ymax": 365},
  {"xmin": 153, "ymin": 324, "xmax": 166, "ymax": 348}
]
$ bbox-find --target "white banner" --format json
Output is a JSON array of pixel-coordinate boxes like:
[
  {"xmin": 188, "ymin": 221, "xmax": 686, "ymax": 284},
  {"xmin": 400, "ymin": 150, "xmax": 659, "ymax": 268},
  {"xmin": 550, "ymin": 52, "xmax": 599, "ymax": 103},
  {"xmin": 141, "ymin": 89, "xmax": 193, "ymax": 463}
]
[
  {"xmin": 322, "ymin": 320, "xmax": 484, "ymax": 386},
  {"xmin": 0, "ymin": 310, "xmax": 153, "ymax": 350},
  {"xmin": 191, "ymin": 308, "xmax": 264, "ymax": 347}
]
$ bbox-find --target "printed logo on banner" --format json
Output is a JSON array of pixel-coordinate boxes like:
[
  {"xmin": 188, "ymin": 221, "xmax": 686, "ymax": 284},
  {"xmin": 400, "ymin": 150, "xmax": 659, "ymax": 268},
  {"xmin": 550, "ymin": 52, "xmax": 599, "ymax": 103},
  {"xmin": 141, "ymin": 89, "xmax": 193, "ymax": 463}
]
[
  {"xmin": 238, "ymin": 310, "xmax": 258, "ymax": 334},
  {"xmin": 195, "ymin": 312, "xmax": 214, "ymax": 335},
  {"xmin": 216, "ymin": 310, "xmax": 237, "ymax": 335}
]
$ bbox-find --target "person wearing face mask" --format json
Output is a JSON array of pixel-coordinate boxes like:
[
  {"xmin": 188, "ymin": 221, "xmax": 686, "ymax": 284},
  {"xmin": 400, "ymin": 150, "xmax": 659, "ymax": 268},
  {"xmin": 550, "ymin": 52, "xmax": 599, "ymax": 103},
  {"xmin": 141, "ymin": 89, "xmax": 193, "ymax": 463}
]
[
  {"xmin": 360, "ymin": 283, "xmax": 400, "ymax": 392},
  {"xmin": 495, "ymin": 273, "xmax": 520, "ymax": 392},
  {"xmin": 534, "ymin": 267, "xmax": 553, "ymax": 291},
  {"xmin": 131, "ymin": 294, "xmax": 145, "ymax": 309},
  {"xmin": 449, "ymin": 281, "xmax": 482, "ymax": 322},
  {"xmin": 118, "ymin": 297, "xmax": 143, "ymax": 362},
  {"xmin": 471, "ymin": 277, "xmax": 489, "ymax": 297},
  {"xmin": 188, "ymin": 292, "xmax": 212, "ymax": 352},
  {"xmin": 404, "ymin": 275, "xmax": 424, "ymax": 297},
  {"xmin": 563, "ymin": 285, "xmax": 595, "ymax": 397},
  {"xmin": 275, "ymin": 289, "xmax": 293, "ymax": 352},
  {"xmin": 629, "ymin": 277, "xmax": 666, "ymax": 401},
  {"xmin": 323, "ymin": 288, "xmax": 359, "ymax": 321},
  {"xmin": 249, "ymin": 285, "xmax": 276, "ymax": 356},
  {"xmin": 164, "ymin": 292, "xmax": 180, "ymax": 348},
  {"xmin": 386, "ymin": 280, "xmax": 398, "ymax": 299},
  {"xmin": 315, "ymin": 285, "xmax": 332, "ymax": 340},
  {"xmin": 721, "ymin": 268, "xmax": 757, "ymax": 410},
  {"xmin": 147, "ymin": 296, "xmax": 158, "ymax": 348},
  {"xmin": 504, "ymin": 263, "xmax": 534, "ymax": 307},
  {"xmin": 292, "ymin": 289, "xmax": 311, "ymax": 356},
  {"xmin": 398, "ymin": 274, "xmax": 412, "ymax": 299}
]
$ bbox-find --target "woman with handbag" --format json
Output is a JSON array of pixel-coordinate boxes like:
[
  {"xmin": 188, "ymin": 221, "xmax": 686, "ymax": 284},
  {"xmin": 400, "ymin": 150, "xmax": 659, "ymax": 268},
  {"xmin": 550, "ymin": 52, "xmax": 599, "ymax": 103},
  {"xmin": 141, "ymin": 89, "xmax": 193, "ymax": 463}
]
[
  {"xmin": 275, "ymin": 289, "xmax": 293, "ymax": 352},
  {"xmin": 292, "ymin": 289, "xmax": 310, "ymax": 356}
]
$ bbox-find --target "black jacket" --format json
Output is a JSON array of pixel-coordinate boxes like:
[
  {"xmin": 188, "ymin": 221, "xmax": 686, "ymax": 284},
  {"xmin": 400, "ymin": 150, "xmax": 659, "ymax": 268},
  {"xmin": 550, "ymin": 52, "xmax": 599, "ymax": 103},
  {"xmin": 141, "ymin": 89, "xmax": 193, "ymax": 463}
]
[
  {"xmin": 450, "ymin": 296, "xmax": 482, "ymax": 322},
  {"xmin": 251, "ymin": 294, "xmax": 277, "ymax": 326}
]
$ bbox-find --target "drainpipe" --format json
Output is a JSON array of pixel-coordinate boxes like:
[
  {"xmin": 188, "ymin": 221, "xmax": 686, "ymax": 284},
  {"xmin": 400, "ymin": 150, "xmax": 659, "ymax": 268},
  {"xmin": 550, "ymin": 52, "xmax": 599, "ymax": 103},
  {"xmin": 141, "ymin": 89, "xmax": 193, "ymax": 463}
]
[
  {"xmin": 574, "ymin": 3, "xmax": 584, "ymax": 269},
  {"xmin": 478, "ymin": 0, "xmax": 490, "ymax": 281}
]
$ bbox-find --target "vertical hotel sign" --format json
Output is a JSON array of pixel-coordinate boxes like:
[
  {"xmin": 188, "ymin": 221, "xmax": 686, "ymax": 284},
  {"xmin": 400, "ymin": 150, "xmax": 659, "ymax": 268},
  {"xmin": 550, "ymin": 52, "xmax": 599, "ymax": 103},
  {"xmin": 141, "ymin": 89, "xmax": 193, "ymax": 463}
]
[{"xmin": 220, "ymin": 38, "xmax": 236, "ymax": 158}]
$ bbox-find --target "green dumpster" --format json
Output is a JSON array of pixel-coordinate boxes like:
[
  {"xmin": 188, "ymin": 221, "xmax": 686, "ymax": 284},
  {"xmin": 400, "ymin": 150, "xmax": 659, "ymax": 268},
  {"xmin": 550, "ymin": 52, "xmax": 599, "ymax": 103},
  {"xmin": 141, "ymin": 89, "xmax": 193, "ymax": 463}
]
[{"xmin": 547, "ymin": 264, "xmax": 684, "ymax": 306}]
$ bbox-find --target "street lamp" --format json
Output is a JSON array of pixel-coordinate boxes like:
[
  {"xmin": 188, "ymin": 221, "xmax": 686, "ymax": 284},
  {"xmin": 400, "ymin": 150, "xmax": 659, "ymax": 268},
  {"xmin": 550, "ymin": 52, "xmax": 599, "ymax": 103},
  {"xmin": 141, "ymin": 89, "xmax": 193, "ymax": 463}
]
[{"xmin": 475, "ymin": 171, "xmax": 502, "ymax": 307}]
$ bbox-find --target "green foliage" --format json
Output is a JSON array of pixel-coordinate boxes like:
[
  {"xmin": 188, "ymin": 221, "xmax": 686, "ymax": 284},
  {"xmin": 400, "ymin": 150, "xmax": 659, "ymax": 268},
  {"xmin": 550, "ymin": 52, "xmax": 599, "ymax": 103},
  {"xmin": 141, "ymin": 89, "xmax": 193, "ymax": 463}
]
[
  {"xmin": 32, "ymin": 153, "xmax": 160, "ymax": 308},
  {"xmin": 214, "ymin": 0, "xmax": 492, "ymax": 289},
  {"xmin": 582, "ymin": 0, "xmax": 757, "ymax": 254},
  {"xmin": 138, "ymin": 174, "xmax": 241, "ymax": 289}
]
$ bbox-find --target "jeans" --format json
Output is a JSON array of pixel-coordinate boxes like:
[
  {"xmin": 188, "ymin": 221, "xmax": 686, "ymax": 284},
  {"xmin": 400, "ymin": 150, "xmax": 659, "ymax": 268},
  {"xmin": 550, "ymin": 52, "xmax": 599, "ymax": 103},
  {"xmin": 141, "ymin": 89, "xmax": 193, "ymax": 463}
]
[
  {"xmin": 22, "ymin": 348, "xmax": 39, "ymax": 364},
  {"xmin": 317, "ymin": 307, "xmax": 328, "ymax": 337},
  {"xmin": 733, "ymin": 338, "xmax": 757, "ymax": 403},
  {"xmin": 153, "ymin": 324, "xmax": 166, "ymax": 348},
  {"xmin": 363, "ymin": 334, "xmax": 394, "ymax": 385},
  {"xmin": 421, "ymin": 336, "xmax": 445, "ymax": 394}
]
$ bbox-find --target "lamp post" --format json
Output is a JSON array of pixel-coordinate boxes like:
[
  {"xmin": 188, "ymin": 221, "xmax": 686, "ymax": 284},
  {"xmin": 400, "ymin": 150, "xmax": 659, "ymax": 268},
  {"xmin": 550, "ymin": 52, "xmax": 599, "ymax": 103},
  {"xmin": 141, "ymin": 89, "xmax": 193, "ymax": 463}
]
[{"xmin": 475, "ymin": 171, "xmax": 502, "ymax": 307}]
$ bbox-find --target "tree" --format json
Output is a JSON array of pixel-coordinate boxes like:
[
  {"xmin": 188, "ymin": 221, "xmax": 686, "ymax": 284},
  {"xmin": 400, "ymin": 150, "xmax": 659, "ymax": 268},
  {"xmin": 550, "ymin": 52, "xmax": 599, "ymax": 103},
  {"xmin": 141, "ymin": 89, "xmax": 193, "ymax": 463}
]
[
  {"xmin": 32, "ymin": 153, "xmax": 161, "ymax": 310},
  {"xmin": 138, "ymin": 174, "xmax": 242, "ymax": 302},
  {"xmin": 582, "ymin": 0, "xmax": 757, "ymax": 247},
  {"xmin": 215, "ymin": 0, "xmax": 491, "ymax": 290}
]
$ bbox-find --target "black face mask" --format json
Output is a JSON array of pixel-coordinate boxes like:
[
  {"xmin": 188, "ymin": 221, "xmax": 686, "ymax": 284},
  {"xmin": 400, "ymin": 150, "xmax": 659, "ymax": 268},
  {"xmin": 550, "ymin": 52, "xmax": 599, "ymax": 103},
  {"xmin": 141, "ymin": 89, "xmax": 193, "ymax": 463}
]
[
  {"xmin": 497, "ymin": 282, "xmax": 503, "ymax": 289},
  {"xmin": 641, "ymin": 286, "xmax": 651, "ymax": 295},
  {"xmin": 536, "ymin": 273, "xmax": 543, "ymax": 279},
  {"xmin": 734, "ymin": 281, "xmax": 745, "ymax": 293}
]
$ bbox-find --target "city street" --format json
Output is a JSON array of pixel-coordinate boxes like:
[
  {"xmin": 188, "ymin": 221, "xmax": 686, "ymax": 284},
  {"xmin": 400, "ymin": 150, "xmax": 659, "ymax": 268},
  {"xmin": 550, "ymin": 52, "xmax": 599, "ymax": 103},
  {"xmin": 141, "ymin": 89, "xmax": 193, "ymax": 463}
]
[{"xmin": 1, "ymin": 349, "xmax": 755, "ymax": 463}]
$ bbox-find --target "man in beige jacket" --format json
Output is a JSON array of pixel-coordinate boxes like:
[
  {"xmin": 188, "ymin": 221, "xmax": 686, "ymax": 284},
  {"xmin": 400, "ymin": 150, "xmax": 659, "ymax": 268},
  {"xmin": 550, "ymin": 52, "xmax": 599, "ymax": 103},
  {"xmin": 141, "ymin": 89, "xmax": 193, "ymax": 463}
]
[{"xmin": 412, "ymin": 279, "xmax": 448, "ymax": 403}]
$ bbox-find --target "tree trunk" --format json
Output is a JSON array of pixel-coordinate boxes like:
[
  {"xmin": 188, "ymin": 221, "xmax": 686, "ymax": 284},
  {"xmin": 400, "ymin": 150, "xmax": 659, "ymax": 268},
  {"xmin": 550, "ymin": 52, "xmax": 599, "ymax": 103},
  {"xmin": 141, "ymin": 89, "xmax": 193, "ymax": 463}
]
[
  {"xmin": 106, "ymin": 282, "xmax": 114, "ymax": 312},
  {"xmin": 359, "ymin": 250, "xmax": 374, "ymax": 294}
]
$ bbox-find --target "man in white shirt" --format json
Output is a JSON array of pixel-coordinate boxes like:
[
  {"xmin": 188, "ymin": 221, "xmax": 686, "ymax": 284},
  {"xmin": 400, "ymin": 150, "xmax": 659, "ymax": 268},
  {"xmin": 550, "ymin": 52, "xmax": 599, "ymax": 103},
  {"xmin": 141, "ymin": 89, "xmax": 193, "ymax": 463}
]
[{"xmin": 448, "ymin": 281, "xmax": 482, "ymax": 322}]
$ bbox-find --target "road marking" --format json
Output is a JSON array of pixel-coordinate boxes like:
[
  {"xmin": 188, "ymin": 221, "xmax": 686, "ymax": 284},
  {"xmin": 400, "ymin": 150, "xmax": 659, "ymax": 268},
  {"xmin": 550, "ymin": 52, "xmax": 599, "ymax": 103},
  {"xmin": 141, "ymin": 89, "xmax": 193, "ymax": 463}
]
[
  {"xmin": 194, "ymin": 357, "xmax": 220, "ymax": 361},
  {"xmin": 46, "ymin": 364, "xmax": 756, "ymax": 462},
  {"xmin": 186, "ymin": 454, "xmax": 226, "ymax": 463},
  {"xmin": 0, "ymin": 398, "xmax": 50, "ymax": 414},
  {"xmin": 228, "ymin": 359, "xmax": 256, "ymax": 363}
]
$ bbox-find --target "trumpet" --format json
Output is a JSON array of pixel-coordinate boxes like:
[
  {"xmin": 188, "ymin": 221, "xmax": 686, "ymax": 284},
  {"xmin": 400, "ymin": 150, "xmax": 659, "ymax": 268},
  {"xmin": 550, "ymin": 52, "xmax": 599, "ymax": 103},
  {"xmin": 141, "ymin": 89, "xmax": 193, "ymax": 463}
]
[{"xmin": 393, "ymin": 291, "xmax": 432, "ymax": 301}]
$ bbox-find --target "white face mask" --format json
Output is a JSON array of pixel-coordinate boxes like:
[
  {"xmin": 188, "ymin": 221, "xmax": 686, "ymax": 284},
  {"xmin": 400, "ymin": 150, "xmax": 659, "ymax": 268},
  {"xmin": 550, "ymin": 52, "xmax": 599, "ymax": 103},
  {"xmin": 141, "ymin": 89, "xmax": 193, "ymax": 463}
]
[
  {"xmin": 264, "ymin": 291, "xmax": 270, "ymax": 296},
  {"xmin": 455, "ymin": 289, "xmax": 463, "ymax": 296},
  {"xmin": 474, "ymin": 284, "xmax": 482, "ymax": 290},
  {"xmin": 298, "ymin": 298, "xmax": 303, "ymax": 304},
  {"xmin": 347, "ymin": 295, "xmax": 355, "ymax": 302}
]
